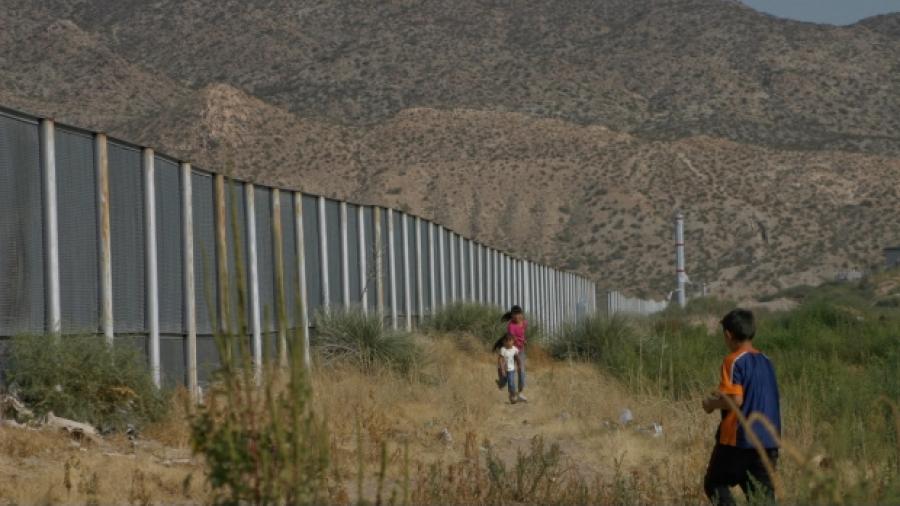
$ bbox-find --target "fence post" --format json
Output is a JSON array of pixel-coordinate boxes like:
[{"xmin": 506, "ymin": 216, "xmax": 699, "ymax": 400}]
[
  {"xmin": 486, "ymin": 248, "xmax": 493, "ymax": 305},
  {"xmin": 469, "ymin": 239, "xmax": 479, "ymax": 301},
  {"xmin": 358, "ymin": 205, "xmax": 368, "ymax": 313},
  {"xmin": 181, "ymin": 163, "xmax": 198, "ymax": 397},
  {"xmin": 142, "ymin": 148, "xmax": 160, "ymax": 387},
  {"xmin": 245, "ymin": 184, "xmax": 262, "ymax": 378},
  {"xmin": 428, "ymin": 221, "xmax": 436, "ymax": 315},
  {"xmin": 318, "ymin": 196, "xmax": 330, "ymax": 310},
  {"xmin": 374, "ymin": 207, "xmax": 384, "ymax": 315},
  {"xmin": 95, "ymin": 133, "xmax": 114, "ymax": 342},
  {"xmin": 401, "ymin": 212, "xmax": 412, "ymax": 331},
  {"xmin": 272, "ymin": 189, "xmax": 287, "ymax": 367},
  {"xmin": 449, "ymin": 232, "xmax": 457, "ymax": 302},
  {"xmin": 438, "ymin": 226, "xmax": 446, "ymax": 306},
  {"xmin": 415, "ymin": 217, "xmax": 424, "ymax": 324},
  {"xmin": 40, "ymin": 119, "xmax": 61, "ymax": 336},
  {"xmin": 387, "ymin": 208, "xmax": 398, "ymax": 329},
  {"xmin": 214, "ymin": 175, "xmax": 228, "ymax": 334},
  {"xmin": 340, "ymin": 202, "xmax": 350, "ymax": 309},
  {"xmin": 293, "ymin": 192, "xmax": 310, "ymax": 369}
]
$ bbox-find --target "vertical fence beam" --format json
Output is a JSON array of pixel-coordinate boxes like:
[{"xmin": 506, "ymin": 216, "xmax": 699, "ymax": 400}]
[
  {"xmin": 214, "ymin": 175, "xmax": 229, "ymax": 334},
  {"xmin": 181, "ymin": 163, "xmax": 198, "ymax": 397},
  {"xmin": 449, "ymin": 233, "xmax": 457, "ymax": 302},
  {"xmin": 500, "ymin": 254, "xmax": 507, "ymax": 309},
  {"xmin": 459, "ymin": 237, "xmax": 467, "ymax": 300},
  {"xmin": 486, "ymin": 248, "xmax": 492, "ymax": 305},
  {"xmin": 340, "ymin": 202, "xmax": 350, "ymax": 308},
  {"xmin": 401, "ymin": 213, "xmax": 412, "ymax": 331},
  {"xmin": 245, "ymin": 184, "xmax": 262, "ymax": 377},
  {"xmin": 469, "ymin": 240, "xmax": 479, "ymax": 301},
  {"xmin": 358, "ymin": 205, "xmax": 368, "ymax": 313},
  {"xmin": 272, "ymin": 189, "xmax": 287, "ymax": 367},
  {"xmin": 524, "ymin": 260, "xmax": 530, "ymax": 315},
  {"xmin": 476, "ymin": 244, "xmax": 483, "ymax": 303},
  {"xmin": 428, "ymin": 222, "xmax": 436, "ymax": 314},
  {"xmin": 95, "ymin": 133, "xmax": 114, "ymax": 342},
  {"xmin": 318, "ymin": 196, "xmax": 330, "ymax": 310},
  {"xmin": 415, "ymin": 217, "xmax": 424, "ymax": 324},
  {"xmin": 142, "ymin": 148, "xmax": 160, "ymax": 387},
  {"xmin": 40, "ymin": 119, "xmax": 61, "ymax": 336},
  {"xmin": 374, "ymin": 208, "xmax": 384, "ymax": 315},
  {"xmin": 438, "ymin": 226, "xmax": 446, "ymax": 306},
  {"xmin": 293, "ymin": 193, "xmax": 310, "ymax": 369},
  {"xmin": 387, "ymin": 208, "xmax": 398, "ymax": 329}
]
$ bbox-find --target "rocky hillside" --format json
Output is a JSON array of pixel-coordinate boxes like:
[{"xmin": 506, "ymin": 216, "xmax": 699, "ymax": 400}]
[{"xmin": 1, "ymin": 0, "xmax": 899, "ymax": 298}]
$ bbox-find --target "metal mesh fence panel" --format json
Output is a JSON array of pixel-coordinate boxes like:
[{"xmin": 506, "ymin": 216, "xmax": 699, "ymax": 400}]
[
  {"xmin": 191, "ymin": 171, "xmax": 217, "ymax": 335},
  {"xmin": 279, "ymin": 191, "xmax": 298, "ymax": 329},
  {"xmin": 420, "ymin": 220, "xmax": 431, "ymax": 314},
  {"xmin": 225, "ymin": 181, "xmax": 249, "ymax": 334},
  {"xmin": 56, "ymin": 127, "xmax": 99, "ymax": 334},
  {"xmin": 108, "ymin": 141, "xmax": 145, "ymax": 334},
  {"xmin": 160, "ymin": 335, "xmax": 185, "ymax": 388},
  {"xmin": 254, "ymin": 186, "xmax": 276, "ymax": 332},
  {"xmin": 0, "ymin": 113, "xmax": 43, "ymax": 336},
  {"xmin": 155, "ymin": 156, "xmax": 183, "ymax": 334},
  {"xmin": 325, "ymin": 199, "xmax": 342, "ymax": 308},
  {"xmin": 363, "ymin": 207, "xmax": 376, "ymax": 312},
  {"xmin": 347, "ymin": 204, "xmax": 361, "ymax": 305},
  {"xmin": 301, "ymin": 195, "xmax": 322, "ymax": 322},
  {"xmin": 407, "ymin": 214, "xmax": 418, "ymax": 318},
  {"xmin": 197, "ymin": 335, "xmax": 221, "ymax": 384}
]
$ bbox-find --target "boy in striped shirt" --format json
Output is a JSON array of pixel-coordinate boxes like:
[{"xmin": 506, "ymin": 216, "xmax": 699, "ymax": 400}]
[{"xmin": 702, "ymin": 309, "xmax": 781, "ymax": 506}]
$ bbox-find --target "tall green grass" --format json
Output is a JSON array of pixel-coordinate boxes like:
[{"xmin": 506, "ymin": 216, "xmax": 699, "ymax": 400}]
[
  {"xmin": 427, "ymin": 302, "xmax": 545, "ymax": 346},
  {"xmin": 552, "ymin": 289, "xmax": 900, "ymax": 502}
]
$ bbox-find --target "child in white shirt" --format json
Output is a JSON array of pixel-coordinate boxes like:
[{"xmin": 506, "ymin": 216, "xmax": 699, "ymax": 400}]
[{"xmin": 496, "ymin": 333, "xmax": 523, "ymax": 404}]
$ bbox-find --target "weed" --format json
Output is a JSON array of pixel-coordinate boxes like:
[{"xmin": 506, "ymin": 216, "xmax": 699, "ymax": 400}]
[
  {"xmin": 5, "ymin": 334, "xmax": 168, "ymax": 432},
  {"xmin": 312, "ymin": 308, "xmax": 421, "ymax": 375}
]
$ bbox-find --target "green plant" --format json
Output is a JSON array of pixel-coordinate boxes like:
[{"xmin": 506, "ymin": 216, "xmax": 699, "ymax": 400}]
[
  {"xmin": 5, "ymin": 334, "xmax": 168, "ymax": 432},
  {"xmin": 428, "ymin": 302, "xmax": 505, "ymax": 343},
  {"xmin": 190, "ymin": 333, "xmax": 330, "ymax": 505},
  {"xmin": 311, "ymin": 308, "xmax": 421, "ymax": 374}
]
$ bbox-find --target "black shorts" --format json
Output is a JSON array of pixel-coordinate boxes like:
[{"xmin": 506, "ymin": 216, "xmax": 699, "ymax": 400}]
[{"xmin": 704, "ymin": 443, "xmax": 778, "ymax": 506}]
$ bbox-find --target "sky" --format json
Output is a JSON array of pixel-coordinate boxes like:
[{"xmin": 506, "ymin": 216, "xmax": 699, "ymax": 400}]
[{"xmin": 742, "ymin": 0, "xmax": 900, "ymax": 25}]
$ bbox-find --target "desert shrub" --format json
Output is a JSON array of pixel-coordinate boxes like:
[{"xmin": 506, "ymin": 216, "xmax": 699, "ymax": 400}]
[
  {"xmin": 5, "ymin": 335, "xmax": 167, "ymax": 432},
  {"xmin": 311, "ymin": 308, "xmax": 420, "ymax": 374},
  {"xmin": 190, "ymin": 334, "xmax": 330, "ymax": 505},
  {"xmin": 428, "ymin": 302, "xmax": 505, "ymax": 343}
]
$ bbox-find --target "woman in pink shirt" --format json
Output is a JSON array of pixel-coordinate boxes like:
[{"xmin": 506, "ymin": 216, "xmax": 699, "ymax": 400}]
[{"xmin": 502, "ymin": 305, "xmax": 528, "ymax": 402}]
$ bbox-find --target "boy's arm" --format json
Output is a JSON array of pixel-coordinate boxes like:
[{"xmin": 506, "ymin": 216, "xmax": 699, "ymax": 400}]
[
  {"xmin": 703, "ymin": 357, "xmax": 745, "ymax": 413},
  {"xmin": 498, "ymin": 354, "xmax": 505, "ymax": 371},
  {"xmin": 703, "ymin": 391, "xmax": 743, "ymax": 413}
]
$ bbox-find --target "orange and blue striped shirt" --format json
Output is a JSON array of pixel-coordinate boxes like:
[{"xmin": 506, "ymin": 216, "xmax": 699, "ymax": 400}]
[{"xmin": 716, "ymin": 346, "xmax": 781, "ymax": 449}]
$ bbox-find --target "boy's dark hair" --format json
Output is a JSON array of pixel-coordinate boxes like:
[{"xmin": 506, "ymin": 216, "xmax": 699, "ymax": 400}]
[
  {"xmin": 721, "ymin": 309, "xmax": 756, "ymax": 341},
  {"xmin": 501, "ymin": 305, "xmax": 524, "ymax": 322}
]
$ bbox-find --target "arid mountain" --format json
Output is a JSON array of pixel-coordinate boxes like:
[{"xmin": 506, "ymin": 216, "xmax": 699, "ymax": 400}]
[{"xmin": 2, "ymin": 0, "xmax": 899, "ymax": 298}]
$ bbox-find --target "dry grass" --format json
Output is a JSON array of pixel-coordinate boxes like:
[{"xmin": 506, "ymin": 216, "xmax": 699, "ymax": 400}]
[{"xmin": 4, "ymin": 332, "xmax": 889, "ymax": 504}]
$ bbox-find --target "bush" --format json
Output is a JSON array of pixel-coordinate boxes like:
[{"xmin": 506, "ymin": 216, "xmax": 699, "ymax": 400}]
[
  {"xmin": 311, "ymin": 308, "xmax": 420, "ymax": 374},
  {"xmin": 190, "ymin": 332, "xmax": 330, "ymax": 505},
  {"xmin": 428, "ymin": 302, "xmax": 505, "ymax": 343},
  {"xmin": 5, "ymin": 335, "xmax": 168, "ymax": 432}
]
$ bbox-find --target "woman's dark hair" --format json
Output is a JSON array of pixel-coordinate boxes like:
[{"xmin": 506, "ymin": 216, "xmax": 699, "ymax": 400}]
[
  {"xmin": 501, "ymin": 305, "xmax": 524, "ymax": 322},
  {"xmin": 492, "ymin": 332, "xmax": 515, "ymax": 352}
]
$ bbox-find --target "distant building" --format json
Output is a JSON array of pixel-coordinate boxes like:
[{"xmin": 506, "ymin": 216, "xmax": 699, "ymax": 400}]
[{"xmin": 885, "ymin": 247, "xmax": 900, "ymax": 269}]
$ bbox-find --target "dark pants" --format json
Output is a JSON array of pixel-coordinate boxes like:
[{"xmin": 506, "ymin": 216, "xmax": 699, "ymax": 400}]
[{"xmin": 704, "ymin": 444, "xmax": 778, "ymax": 506}]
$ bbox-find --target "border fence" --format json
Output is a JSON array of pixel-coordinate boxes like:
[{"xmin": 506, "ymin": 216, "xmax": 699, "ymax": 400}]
[
  {"xmin": 606, "ymin": 290, "xmax": 668, "ymax": 316},
  {"xmin": 0, "ymin": 105, "xmax": 598, "ymax": 394}
]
